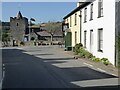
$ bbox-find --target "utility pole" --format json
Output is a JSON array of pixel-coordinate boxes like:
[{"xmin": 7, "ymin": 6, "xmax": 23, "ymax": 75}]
[{"xmin": 29, "ymin": 19, "xmax": 31, "ymax": 41}]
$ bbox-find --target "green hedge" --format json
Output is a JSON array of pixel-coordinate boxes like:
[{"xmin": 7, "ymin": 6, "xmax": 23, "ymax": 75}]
[
  {"xmin": 73, "ymin": 43, "xmax": 83, "ymax": 54},
  {"xmin": 74, "ymin": 43, "xmax": 110, "ymax": 66}
]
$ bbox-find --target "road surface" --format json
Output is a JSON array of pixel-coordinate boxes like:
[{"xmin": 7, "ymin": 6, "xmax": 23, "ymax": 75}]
[{"xmin": 2, "ymin": 46, "xmax": 119, "ymax": 89}]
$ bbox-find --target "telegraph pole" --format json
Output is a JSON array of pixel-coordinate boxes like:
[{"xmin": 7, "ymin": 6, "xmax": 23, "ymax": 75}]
[{"xmin": 29, "ymin": 19, "xmax": 31, "ymax": 41}]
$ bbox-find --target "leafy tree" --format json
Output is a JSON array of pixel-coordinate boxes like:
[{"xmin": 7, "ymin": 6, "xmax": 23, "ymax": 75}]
[
  {"xmin": 44, "ymin": 21, "xmax": 62, "ymax": 44},
  {"xmin": 2, "ymin": 30, "xmax": 10, "ymax": 46},
  {"xmin": 2, "ymin": 22, "xmax": 10, "ymax": 26}
]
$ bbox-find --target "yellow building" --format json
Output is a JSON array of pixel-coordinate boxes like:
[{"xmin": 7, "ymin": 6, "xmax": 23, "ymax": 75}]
[{"xmin": 63, "ymin": 2, "xmax": 83, "ymax": 47}]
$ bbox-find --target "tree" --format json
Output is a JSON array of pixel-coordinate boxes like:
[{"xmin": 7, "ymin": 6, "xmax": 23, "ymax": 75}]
[
  {"xmin": 44, "ymin": 21, "xmax": 62, "ymax": 45},
  {"xmin": 2, "ymin": 31, "xmax": 10, "ymax": 46}
]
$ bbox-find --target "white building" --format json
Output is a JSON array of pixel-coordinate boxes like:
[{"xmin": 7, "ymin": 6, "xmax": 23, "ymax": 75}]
[
  {"xmin": 81, "ymin": 0, "xmax": 119, "ymax": 66},
  {"xmin": 63, "ymin": 0, "xmax": 120, "ymax": 66}
]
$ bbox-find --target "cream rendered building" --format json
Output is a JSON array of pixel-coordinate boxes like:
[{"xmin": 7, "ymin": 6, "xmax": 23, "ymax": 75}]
[{"xmin": 63, "ymin": 2, "xmax": 83, "ymax": 47}]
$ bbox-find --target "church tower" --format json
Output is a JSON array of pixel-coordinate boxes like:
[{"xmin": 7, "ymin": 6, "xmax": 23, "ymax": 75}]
[{"xmin": 10, "ymin": 11, "xmax": 28, "ymax": 41}]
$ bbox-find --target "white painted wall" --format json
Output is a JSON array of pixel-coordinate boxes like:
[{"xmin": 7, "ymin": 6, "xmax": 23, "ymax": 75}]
[{"xmin": 81, "ymin": 0, "xmax": 116, "ymax": 65}]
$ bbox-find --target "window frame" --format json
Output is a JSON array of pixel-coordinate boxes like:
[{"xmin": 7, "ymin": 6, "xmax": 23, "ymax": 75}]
[
  {"xmin": 98, "ymin": 28, "xmax": 103, "ymax": 52},
  {"xmin": 75, "ymin": 13, "xmax": 77, "ymax": 25},
  {"xmin": 75, "ymin": 31, "xmax": 77, "ymax": 44},
  {"xmin": 84, "ymin": 8, "xmax": 87, "ymax": 23},
  {"xmin": 90, "ymin": 3, "xmax": 93, "ymax": 21},
  {"xmin": 98, "ymin": 0, "xmax": 103, "ymax": 18},
  {"xmin": 70, "ymin": 16, "xmax": 72, "ymax": 27},
  {"xmin": 84, "ymin": 30, "xmax": 87, "ymax": 48}
]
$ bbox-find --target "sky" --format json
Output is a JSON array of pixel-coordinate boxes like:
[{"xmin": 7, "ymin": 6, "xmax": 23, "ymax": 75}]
[{"xmin": 2, "ymin": 2, "xmax": 76, "ymax": 23}]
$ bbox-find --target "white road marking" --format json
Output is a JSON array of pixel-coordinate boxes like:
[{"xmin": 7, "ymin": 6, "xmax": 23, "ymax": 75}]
[
  {"xmin": 83, "ymin": 63, "xmax": 93, "ymax": 67},
  {"xmin": 0, "ymin": 64, "xmax": 6, "ymax": 89},
  {"xmin": 2, "ymin": 71, "xmax": 5, "ymax": 80},
  {"xmin": 71, "ymin": 78, "xmax": 118, "ymax": 87},
  {"xmin": 0, "ymin": 79, "xmax": 2, "ymax": 90},
  {"xmin": 0, "ymin": 70, "xmax": 5, "ymax": 89},
  {"xmin": 111, "ymin": 74, "xmax": 118, "ymax": 77},
  {"xmin": 97, "ymin": 68, "xmax": 106, "ymax": 73}
]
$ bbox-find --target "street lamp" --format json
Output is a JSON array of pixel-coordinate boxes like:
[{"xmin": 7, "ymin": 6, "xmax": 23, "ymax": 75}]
[{"xmin": 29, "ymin": 19, "xmax": 31, "ymax": 41}]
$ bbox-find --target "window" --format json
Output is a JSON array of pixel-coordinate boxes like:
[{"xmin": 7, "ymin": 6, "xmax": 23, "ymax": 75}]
[
  {"xmin": 84, "ymin": 8, "xmax": 87, "ymax": 22},
  {"xmin": 98, "ymin": 0, "xmax": 103, "ymax": 17},
  {"xmin": 84, "ymin": 31, "xmax": 87, "ymax": 48},
  {"xmin": 75, "ymin": 31, "xmax": 77, "ymax": 44},
  {"xmin": 75, "ymin": 13, "xmax": 77, "ymax": 25},
  {"xmin": 90, "ymin": 4, "xmax": 93, "ymax": 20},
  {"xmin": 98, "ymin": 28, "xmax": 103, "ymax": 52},
  {"xmin": 90, "ymin": 30, "xmax": 93, "ymax": 46},
  {"xmin": 70, "ymin": 16, "xmax": 72, "ymax": 27}
]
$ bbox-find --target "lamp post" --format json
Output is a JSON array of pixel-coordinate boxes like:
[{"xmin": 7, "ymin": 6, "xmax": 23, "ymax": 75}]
[{"xmin": 29, "ymin": 18, "xmax": 31, "ymax": 41}]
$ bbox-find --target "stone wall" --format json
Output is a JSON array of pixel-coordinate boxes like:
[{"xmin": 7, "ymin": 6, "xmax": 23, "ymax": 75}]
[{"xmin": 10, "ymin": 17, "xmax": 28, "ymax": 41}]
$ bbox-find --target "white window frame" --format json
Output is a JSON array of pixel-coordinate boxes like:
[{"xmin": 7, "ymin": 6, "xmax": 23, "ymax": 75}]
[
  {"xmin": 98, "ymin": 28, "xmax": 103, "ymax": 52},
  {"xmin": 84, "ymin": 30, "xmax": 87, "ymax": 48},
  {"xmin": 84, "ymin": 8, "xmax": 87, "ymax": 22},
  {"xmin": 98, "ymin": 0, "xmax": 103, "ymax": 18}
]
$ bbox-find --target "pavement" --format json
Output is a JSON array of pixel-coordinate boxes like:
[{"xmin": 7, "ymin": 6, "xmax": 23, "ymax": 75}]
[
  {"xmin": 57, "ymin": 47, "xmax": 119, "ymax": 77},
  {"xmin": 1, "ymin": 46, "xmax": 120, "ymax": 89},
  {"xmin": 0, "ymin": 48, "xmax": 2, "ymax": 90}
]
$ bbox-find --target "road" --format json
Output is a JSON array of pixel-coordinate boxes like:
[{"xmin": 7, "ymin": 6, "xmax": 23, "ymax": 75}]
[{"xmin": 2, "ymin": 46, "xmax": 119, "ymax": 89}]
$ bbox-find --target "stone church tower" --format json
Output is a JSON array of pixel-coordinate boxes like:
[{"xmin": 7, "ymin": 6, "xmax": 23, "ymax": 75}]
[{"xmin": 10, "ymin": 11, "xmax": 28, "ymax": 41}]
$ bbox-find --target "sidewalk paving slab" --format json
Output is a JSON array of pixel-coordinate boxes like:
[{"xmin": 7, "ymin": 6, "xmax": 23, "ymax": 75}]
[{"xmin": 57, "ymin": 47, "xmax": 119, "ymax": 78}]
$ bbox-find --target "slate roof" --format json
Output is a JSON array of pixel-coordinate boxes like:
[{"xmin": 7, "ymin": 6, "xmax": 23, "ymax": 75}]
[
  {"xmin": 37, "ymin": 30, "xmax": 63, "ymax": 37},
  {"xmin": 63, "ymin": 1, "xmax": 95, "ymax": 19}
]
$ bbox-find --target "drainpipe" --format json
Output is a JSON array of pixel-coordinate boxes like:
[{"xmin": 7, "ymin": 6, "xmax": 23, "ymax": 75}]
[{"xmin": 79, "ymin": 10, "xmax": 82, "ymax": 43}]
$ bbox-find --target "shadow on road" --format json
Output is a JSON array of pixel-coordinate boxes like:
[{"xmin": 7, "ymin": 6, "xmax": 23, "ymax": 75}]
[{"xmin": 2, "ymin": 49, "xmax": 119, "ymax": 89}]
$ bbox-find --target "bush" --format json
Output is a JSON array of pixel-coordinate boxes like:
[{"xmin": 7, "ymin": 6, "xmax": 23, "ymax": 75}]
[
  {"xmin": 77, "ymin": 47, "xmax": 93, "ymax": 58},
  {"xmin": 79, "ymin": 47, "xmax": 93, "ymax": 58},
  {"xmin": 84, "ymin": 51, "xmax": 93, "ymax": 59},
  {"xmin": 101, "ymin": 58, "xmax": 110, "ymax": 65},
  {"xmin": 20, "ymin": 41, "xmax": 25, "ymax": 46},
  {"xmin": 78, "ymin": 47, "xmax": 85, "ymax": 57},
  {"xmin": 90, "ymin": 56, "xmax": 96, "ymax": 61},
  {"xmin": 78, "ymin": 52, "xmax": 85, "ymax": 58},
  {"xmin": 74, "ymin": 43, "xmax": 83, "ymax": 54},
  {"xmin": 73, "ymin": 43, "xmax": 111, "ymax": 66},
  {"xmin": 95, "ymin": 58, "xmax": 101, "ymax": 62},
  {"xmin": 90, "ymin": 56, "xmax": 101, "ymax": 62}
]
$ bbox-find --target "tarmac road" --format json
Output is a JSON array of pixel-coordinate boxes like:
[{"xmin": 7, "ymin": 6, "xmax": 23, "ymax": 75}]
[{"xmin": 2, "ymin": 46, "xmax": 119, "ymax": 89}]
